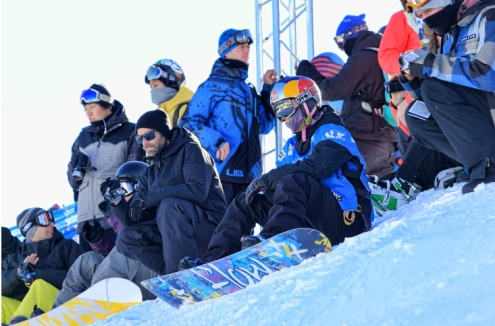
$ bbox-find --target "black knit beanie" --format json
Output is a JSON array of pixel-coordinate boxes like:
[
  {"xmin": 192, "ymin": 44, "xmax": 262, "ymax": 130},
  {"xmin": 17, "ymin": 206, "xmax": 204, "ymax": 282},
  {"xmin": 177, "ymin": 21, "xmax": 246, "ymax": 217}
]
[{"xmin": 136, "ymin": 110, "xmax": 172, "ymax": 140}]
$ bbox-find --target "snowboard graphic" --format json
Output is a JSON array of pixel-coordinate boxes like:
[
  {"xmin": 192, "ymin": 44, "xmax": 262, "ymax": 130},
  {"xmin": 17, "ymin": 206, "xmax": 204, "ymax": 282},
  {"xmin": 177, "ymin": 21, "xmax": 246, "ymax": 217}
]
[
  {"xmin": 18, "ymin": 278, "xmax": 142, "ymax": 326},
  {"xmin": 141, "ymin": 228, "xmax": 331, "ymax": 309}
]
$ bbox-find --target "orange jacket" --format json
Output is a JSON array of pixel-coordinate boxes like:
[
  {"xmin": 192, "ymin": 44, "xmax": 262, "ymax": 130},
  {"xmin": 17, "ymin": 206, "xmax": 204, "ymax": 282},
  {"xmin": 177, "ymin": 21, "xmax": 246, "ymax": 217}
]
[{"xmin": 378, "ymin": 10, "xmax": 422, "ymax": 136}]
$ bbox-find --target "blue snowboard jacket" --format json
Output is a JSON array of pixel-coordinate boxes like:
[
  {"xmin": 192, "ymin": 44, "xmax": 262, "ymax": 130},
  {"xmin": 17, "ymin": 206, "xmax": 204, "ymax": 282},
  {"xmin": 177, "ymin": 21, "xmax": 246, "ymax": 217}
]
[{"xmin": 179, "ymin": 59, "xmax": 276, "ymax": 184}]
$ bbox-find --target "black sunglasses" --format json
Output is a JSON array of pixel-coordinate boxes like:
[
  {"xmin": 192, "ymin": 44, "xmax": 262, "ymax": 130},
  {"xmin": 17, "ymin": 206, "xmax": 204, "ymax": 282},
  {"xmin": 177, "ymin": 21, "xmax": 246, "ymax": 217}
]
[{"xmin": 135, "ymin": 130, "xmax": 156, "ymax": 144}]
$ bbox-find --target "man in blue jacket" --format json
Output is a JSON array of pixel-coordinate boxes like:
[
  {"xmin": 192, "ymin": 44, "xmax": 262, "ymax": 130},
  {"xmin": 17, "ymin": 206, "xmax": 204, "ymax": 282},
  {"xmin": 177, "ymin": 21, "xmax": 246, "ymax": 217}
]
[
  {"xmin": 400, "ymin": 0, "xmax": 495, "ymax": 193},
  {"xmin": 179, "ymin": 76, "xmax": 373, "ymax": 269},
  {"xmin": 180, "ymin": 28, "xmax": 277, "ymax": 204}
]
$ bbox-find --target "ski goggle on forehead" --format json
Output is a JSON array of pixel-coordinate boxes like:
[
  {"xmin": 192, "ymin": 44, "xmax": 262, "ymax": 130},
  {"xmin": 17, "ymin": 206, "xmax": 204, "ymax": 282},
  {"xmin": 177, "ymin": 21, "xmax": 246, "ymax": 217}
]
[
  {"xmin": 405, "ymin": 0, "xmax": 431, "ymax": 12},
  {"xmin": 218, "ymin": 29, "xmax": 253, "ymax": 55},
  {"xmin": 80, "ymin": 88, "xmax": 113, "ymax": 105},
  {"xmin": 146, "ymin": 65, "xmax": 176, "ymax": 83}
]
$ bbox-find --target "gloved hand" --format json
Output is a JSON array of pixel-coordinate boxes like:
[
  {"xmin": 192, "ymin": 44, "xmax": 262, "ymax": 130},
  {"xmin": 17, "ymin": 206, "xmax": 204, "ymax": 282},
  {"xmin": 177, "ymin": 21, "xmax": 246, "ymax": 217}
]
[
  {"xmin": 81, "ymin": 217, "xmax": 104, "ymax": 243},
  {"xmin": 16, "ymin": 262, "xmax": 36, "ymax": 287},
  {"xmin": 245, "ymin": 177, "xmax": 268, "ymax": 205},
  {"xmin": 100, "ymin": 177, "xmax": 120, "ymax": 197},
  {"xmin": 129, "ymin": 197, "xmax": 146, "ymax": 222}
]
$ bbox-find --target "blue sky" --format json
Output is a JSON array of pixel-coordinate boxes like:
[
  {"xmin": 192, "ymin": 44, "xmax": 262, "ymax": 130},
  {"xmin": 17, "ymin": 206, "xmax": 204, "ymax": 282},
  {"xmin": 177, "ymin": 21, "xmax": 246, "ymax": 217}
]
[{"xmin": 1, "ymin": 0, "xmax": 401, "ymax": 227}]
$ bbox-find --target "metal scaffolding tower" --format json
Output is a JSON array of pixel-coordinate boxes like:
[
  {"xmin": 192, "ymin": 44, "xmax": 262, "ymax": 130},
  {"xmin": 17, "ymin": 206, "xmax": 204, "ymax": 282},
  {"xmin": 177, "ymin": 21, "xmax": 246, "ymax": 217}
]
[{"xmin": 254, "ymin": 0, "xmax": 315, "ymax": 172}]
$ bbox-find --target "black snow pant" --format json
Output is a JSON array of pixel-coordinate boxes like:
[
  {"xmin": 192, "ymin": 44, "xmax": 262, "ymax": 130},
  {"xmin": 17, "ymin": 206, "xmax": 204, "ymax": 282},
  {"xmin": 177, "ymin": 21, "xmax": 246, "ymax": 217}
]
[
  {"xmin": 202, "ymin": 173, "xmax": 368, "ymax": 262},
  {"xmin": 116, "ymin": 198, "xmax": 218, "ymax": 275},
  {"xmin": 395, "ymin": 138, "xmax": 461, "ymax": 190},
  {"xmin": 221, "ymin": 181, "xmax": 250, "ymax": 206},
  {"xmin": 406, "ymin": 78, "xmax": 495, "ymax": 181}
]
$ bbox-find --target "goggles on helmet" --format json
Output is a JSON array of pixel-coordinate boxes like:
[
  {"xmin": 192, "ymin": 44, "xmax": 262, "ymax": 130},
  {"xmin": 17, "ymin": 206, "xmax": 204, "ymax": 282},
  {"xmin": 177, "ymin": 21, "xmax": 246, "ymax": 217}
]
[
  {"xmin": 80, "ymin": 88, "xmax": 113, "ymax": 105},
  {"xmin": 405, "ymin": 0, "xmax": 431, "ymax": 12},
  {"xmin": 333, "ymin": 24, "xmax": 368, "ymax": 50},
  {"xmin": 273, "ymin": 99, "xmax": 297, "ymax": 122},
  {"xmin": 273, "ymin": 85, "xmax": 319, "ymax": 122},
  {"xmin": 218, "ymin": 29, "xmax": 253, "ymax": 56},
  {"xmin": 118, "ymin": 181, "xmax": 136, "ymax": 195},
  {"xmin": 146, "ymin": 65, "xmax": 177, "ymax": 83}
]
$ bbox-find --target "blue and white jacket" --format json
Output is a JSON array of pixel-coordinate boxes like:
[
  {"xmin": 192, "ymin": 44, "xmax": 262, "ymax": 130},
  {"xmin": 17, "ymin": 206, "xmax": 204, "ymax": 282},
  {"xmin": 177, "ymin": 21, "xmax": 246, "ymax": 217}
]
[
  {"xmin": 402, "ymin": 1, "xmax": 495, "ymax": 97},
  {"xmin": 180, "ymin": 58, "xmax": 276, "ymax": 184},
  {"xmin": 263, "ymin": 106, "xmax": 374, "ymax": 228}
]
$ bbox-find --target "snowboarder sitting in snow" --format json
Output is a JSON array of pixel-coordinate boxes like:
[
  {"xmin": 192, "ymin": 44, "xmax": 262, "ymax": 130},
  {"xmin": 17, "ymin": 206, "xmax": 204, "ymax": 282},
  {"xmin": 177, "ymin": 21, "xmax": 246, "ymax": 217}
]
[
  {"xmin": 101, "ymin": 109, "xmax": 228, "ymax": 276},
  {"xmin": 2, "ymin": 208, "xmax": 84, "ymax": 324},
  {"xmin": 179, "ymin": 76, "xmax": 374, "ymax": 270}
]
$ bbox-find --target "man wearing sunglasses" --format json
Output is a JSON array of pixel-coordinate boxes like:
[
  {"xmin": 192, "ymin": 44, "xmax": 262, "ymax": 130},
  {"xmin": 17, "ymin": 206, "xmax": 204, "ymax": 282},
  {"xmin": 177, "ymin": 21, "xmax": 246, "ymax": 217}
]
[
  {"xmin": 296, "ymin": 14, "xmax": 397, "ymax": 178},
  {"xmin": 108, "ymin": 109, "xmax": 227, "ymax": 275},
  {"xmin": 179, "ymin": 28, "xmax": 277, "ymax": 204},
  {"xmin": 399, "ymin": 0, "xmax": 495, "ymax": 194},
  {"xmin": 2, "ymin": 207, "xmax": 85, "ymax": 324},
  {"xmin": 144, "ymin": 58, "xmax": 194, "ymax": 128},
  {"xmin": 179, "ymin": 76, "xmax": 373, "ymax": 270},
  {"xmin": 67, "ymin": 84, "xmax": 145, "ymax": 256}
]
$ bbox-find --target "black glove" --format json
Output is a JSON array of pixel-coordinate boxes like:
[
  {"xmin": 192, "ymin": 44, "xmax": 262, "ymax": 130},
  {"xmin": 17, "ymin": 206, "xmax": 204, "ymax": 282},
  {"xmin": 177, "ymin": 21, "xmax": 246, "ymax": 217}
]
[
  {"xmin": 100, "ymin": 177, "xmax": 124, "ymax": 206},
  {"xmin": 129, "ymin": 197, "xmax": 146, "ymax": 222},
  {"xmin": 81, "ymin": 217, "xmax": 104, "ymax": 243},
  {"xmin": 245, "ymin": 177, "xmax": 268, "ymax": 205},
  {"xmin": 296, "ymin": 60, "xmax": 325, "ymax": 84},
  {"xmin": 16, "ymin": 262, "xmax": 36, "ymax": 287},
  {"xmin": 100, "ymin": 177, "xmax": 120, "ymax": 197}
]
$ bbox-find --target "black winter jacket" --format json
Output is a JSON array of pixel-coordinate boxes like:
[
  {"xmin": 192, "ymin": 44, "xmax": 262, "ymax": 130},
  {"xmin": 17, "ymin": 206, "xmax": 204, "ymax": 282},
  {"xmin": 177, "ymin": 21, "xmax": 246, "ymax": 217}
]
[
  {"xmin": 112, "ymin": 127, "xmax": 228, "ymax": 227},
  {"xmin": 297, "ymin": 31, "xmax": 396, "ymax": 142},
  {"xmin": 20, "ymin": 229, "xmax": 84, "ymax": 290},
  {"xmin": 2, "ymin": 236, "xmax": 27, "ymax": 301}
]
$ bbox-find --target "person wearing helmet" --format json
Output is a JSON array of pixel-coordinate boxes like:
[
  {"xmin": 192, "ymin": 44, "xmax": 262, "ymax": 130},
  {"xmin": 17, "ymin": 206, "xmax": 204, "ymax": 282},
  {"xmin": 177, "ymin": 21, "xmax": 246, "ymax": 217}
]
[
  {"xmin": 100, "ymin": 109, "xmax": 227, "ymax": 275},
  {"xmin": 2, "ymin": 207, "xmax": 84, "ymax": 324},
  {"xmin": 296, "ymin": 14, "xmax": 397, "ymax": 178},
  {"xmin": 53, "ymin": 161, "xmax": 159, "ymax": 308},
  {"xmin": 67, "ymin": 84, "xmax": 145, "ymax": 256},
  {"xmin": 179, "ymin": 28, "xmax": 277, "ymax": 204},
  {"xmin": 399, "ymin": 0, "xmax": 495, "ymax": 194},
  {"xmin": 178, "ymin": 76, "xmax": 373, "ymax": 270},
  {"xmin": 144, "ymin": 58, "xmax": 194, "ymax": 128}
]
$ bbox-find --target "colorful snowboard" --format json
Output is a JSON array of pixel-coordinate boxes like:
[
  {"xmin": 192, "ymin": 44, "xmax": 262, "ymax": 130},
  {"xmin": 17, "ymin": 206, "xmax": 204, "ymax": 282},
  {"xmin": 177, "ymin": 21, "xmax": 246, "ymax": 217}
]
[
  {"xmin": 141, "ymin": 228, "xmax": 331, "ymax": 309},
  {"xmin": 18, "ymin": 278, "xmax": 142, "ymax": 326}
]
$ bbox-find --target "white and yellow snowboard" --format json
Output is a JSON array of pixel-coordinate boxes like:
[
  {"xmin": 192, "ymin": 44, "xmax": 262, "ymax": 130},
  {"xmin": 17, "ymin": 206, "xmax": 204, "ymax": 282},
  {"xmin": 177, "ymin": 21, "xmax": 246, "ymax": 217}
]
[{"xmin": 18, "ymin": 278, "xmax": 142, "ymax": 326}]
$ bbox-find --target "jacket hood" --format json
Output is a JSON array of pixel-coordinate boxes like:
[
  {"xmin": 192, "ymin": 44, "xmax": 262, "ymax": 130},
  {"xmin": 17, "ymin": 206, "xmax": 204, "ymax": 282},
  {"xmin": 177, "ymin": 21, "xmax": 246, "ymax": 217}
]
[
  {"xmin": 457, "ymin": 0, "xmax": 495, "ymax": 20},
  {"xmin": 350, "ymin": 31, "xmax": 382, "ymax": 55},
  {"xmin": 209, "ymin": 58, "xmax": 249, "ymax": 81},
  {"xmin": 153, "ymin": 127, "xmax": 201, "ymax": 167},
  {"xmin": 2, "ymin": 231, "xmax": 22, "ymax": 260},
  {"xmin": 83, "ymin": 99, "xmax": 129, "ymax": 135}
]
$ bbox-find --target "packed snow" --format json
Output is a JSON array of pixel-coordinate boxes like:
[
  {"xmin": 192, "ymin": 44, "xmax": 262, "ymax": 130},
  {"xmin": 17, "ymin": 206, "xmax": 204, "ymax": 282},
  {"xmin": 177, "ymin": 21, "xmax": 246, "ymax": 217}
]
[{"xmin": 95, "ymin": 182, "xmax": 495, "ymax": 326}]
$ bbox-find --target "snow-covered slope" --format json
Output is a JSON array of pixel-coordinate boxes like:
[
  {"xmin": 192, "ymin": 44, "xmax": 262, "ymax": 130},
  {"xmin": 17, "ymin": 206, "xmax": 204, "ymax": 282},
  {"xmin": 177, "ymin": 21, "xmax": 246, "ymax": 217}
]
[{"xmin": 95, "ymin": 183, "xmax": 495, "ymax": 326}]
